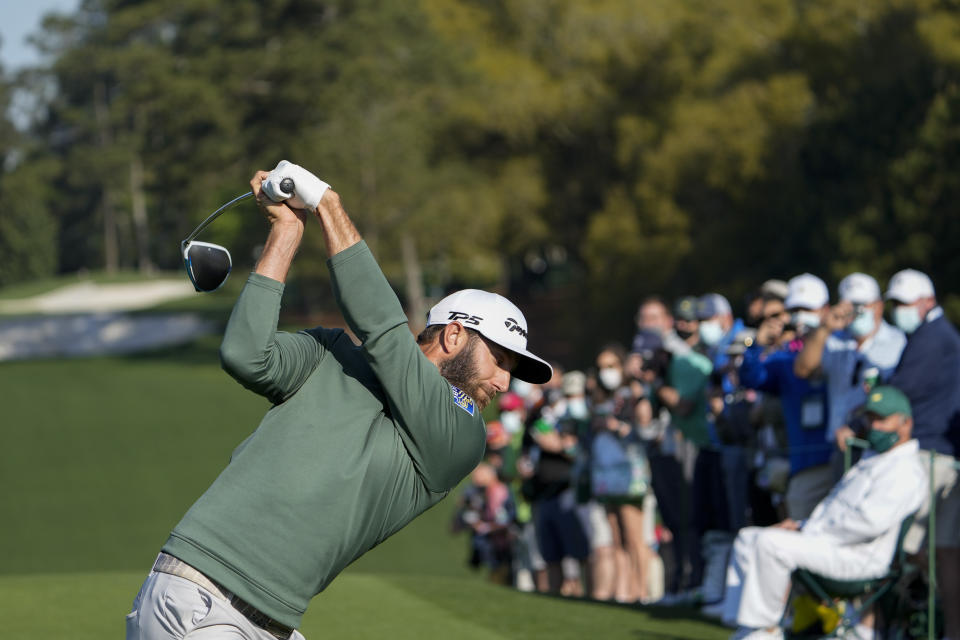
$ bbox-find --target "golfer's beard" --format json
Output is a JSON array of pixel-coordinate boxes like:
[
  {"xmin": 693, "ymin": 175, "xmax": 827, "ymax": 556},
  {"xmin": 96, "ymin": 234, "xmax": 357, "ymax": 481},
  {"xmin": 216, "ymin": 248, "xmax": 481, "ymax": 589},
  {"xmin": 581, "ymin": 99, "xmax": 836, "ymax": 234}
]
[{"xmin": 439, "ymin": 338, "xmax": 489, "ymax": 409}]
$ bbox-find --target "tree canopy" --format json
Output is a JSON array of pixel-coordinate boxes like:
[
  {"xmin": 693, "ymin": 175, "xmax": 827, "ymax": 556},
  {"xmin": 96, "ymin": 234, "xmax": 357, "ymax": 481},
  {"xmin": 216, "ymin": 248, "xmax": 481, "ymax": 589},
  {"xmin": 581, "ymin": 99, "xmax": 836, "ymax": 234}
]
[{"xmin": 2, "ymin": 0, "xmax": 960, "ymax": 363}]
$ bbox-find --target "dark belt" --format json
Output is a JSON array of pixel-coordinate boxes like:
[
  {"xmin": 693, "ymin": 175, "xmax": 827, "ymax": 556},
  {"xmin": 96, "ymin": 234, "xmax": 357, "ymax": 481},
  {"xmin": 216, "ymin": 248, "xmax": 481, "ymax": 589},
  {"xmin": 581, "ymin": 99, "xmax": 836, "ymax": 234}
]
[{"xmin": 152, "ymin": 552, "xmax": 294, "ymax": 640}]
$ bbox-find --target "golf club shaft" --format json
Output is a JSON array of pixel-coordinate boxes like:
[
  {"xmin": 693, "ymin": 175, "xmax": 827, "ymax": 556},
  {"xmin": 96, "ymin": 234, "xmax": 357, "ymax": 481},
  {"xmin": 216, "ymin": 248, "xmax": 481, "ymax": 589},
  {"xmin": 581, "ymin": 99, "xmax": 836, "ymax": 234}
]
[{"xmin": 182, "ymin": 191, "xmax": 254, "ymax": 245}]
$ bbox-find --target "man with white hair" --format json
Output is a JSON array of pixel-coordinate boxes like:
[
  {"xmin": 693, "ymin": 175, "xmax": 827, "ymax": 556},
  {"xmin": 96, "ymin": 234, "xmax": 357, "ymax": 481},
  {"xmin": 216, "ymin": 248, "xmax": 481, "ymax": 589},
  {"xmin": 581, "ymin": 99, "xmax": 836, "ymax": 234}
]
[
  {"xmin": 885, "ymin": 269, "xmax": 960, "ymax": 640},
  {"xmin": 740, "ymin": 274, "xmax": 833, "ymax": 520},
  {"xmin": 794, "ymin": 272, "xmax": 906, "ymax": 478}
]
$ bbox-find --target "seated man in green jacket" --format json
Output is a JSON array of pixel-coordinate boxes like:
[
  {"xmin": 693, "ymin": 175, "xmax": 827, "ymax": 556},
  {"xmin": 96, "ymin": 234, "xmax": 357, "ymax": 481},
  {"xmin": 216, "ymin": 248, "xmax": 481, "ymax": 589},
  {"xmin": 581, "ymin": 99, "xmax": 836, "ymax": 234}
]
[{"xmin": 126, "ymin": 161, "xmax": 553, "ymax": 640}]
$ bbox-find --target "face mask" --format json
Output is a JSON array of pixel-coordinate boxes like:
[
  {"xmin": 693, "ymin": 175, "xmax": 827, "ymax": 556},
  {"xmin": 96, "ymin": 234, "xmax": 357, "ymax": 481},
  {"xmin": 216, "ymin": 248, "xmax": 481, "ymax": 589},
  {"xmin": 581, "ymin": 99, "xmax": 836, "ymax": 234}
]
[
  {"xmin": 866, "ymin": 428, "xmax": 899, "ymax": 453},
  {"xmin": 500, "ymin": 410, "xmax": 523, "ymax": 434},
  {"xmin": 893, "ymin": 305, "xmax": 922, "ymax": 334},
  {"xmin": 567, "ymin": 398, "xmax": 589, "ymax": 420},
  {"xmin": 511, "ymin": 380, "xmax": 533, "ymax": 399},
  {"xmin": 793, "ymin": 311, "xmax": 821, "ymax": 333},
  {"xmin": 598, "ymin": 367, "xmax": 623, "ymax": 390},
  {"xmin": 675, "ymin": 327, "xmax": 695, "ymax": 340},
  {"xmin": 699, "ymin": 320, "xmax": 725, "ymax": 347},
  {"xmin": 849, "ymin": 310, "xmax": 876, "ymax": 338}
]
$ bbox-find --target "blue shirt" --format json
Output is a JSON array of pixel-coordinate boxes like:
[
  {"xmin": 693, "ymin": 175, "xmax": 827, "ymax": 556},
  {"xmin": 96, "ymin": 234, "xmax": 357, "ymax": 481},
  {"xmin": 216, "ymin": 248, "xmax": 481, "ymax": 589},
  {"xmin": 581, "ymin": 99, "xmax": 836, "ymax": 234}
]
[
  {"xmin": 740, "ymin": 343, "xmax": 831, "ymax": 475},
  {"xmin": 822, "ymin": 320, "xmax": 906, "ymax": 440},
  {"xmin": 887, "ymin": 307, "xmax": 960, "ymax": 456}
]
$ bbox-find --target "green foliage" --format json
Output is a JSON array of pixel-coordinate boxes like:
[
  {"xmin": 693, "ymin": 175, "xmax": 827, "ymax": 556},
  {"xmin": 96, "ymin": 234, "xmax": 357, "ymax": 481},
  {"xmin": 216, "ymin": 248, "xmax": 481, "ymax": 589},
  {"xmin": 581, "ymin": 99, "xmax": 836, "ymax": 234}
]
[
  {"xmin": 6, "ymin": 0, "xmax": 960, "ymax": 361},
  {"xmin": 0, "ymin": 157, "xmax": 60, "ymax": 286}
]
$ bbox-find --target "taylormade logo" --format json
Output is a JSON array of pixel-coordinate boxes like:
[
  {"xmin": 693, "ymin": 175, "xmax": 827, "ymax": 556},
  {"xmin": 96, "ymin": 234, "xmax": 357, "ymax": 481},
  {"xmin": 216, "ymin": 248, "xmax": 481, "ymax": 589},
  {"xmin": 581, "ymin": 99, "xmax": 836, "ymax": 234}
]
[{"xmin": 504, "ymin": 317, "xmax": 527, "ymax": 338}]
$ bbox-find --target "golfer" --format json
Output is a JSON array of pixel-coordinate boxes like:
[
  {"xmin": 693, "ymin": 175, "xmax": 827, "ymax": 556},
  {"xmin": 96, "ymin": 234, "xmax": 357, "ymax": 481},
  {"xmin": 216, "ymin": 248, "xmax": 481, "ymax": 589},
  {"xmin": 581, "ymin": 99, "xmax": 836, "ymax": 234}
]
[{"xmin": 125, "ymin": 161, "xmax": 553, "ymax": 640}]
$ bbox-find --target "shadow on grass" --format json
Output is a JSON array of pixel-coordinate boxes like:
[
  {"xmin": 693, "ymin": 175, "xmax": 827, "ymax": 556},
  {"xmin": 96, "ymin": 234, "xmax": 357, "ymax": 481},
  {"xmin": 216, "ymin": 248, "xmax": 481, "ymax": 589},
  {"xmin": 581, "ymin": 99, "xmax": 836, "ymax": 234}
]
[{"xmin": 522, "ymin": 589, "xmax": 723, "ymax": 624}]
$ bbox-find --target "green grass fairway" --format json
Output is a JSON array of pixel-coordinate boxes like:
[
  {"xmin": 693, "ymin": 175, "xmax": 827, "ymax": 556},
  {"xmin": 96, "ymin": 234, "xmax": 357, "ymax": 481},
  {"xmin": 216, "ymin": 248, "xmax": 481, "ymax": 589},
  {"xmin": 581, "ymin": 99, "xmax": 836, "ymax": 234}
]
[
  {"xmin": 1, "ymin": 339, "xmax": 727, "ymax": 639},
  {"xmin": 1, "ymin": 571, "xmax": 724, "ymax": 639}
]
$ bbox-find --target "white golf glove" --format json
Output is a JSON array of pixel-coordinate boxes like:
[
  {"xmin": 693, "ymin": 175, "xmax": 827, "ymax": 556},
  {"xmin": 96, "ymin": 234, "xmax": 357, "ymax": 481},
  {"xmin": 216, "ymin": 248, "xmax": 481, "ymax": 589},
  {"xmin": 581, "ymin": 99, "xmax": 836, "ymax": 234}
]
[{"xmin": 262, "ymin": 160, "xmax": 330, "ymax": 212}]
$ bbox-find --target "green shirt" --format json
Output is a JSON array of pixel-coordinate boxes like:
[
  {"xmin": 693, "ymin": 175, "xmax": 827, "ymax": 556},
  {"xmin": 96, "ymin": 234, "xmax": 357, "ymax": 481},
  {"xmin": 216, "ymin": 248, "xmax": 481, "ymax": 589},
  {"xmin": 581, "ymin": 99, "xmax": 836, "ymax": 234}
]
[
  {"xmin": 162, "ymin": 241, "xmax": 486, "ymax": 629},
  {"xmin": 667, "ymin": 350, "xmax": 713, "ymax": 447}
]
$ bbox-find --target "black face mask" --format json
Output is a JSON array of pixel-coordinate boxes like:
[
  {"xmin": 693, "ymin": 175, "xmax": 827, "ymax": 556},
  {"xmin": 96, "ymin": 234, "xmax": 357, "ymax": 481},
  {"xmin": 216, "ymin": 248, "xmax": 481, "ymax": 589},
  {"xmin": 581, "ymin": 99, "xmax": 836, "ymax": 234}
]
[{"xmin": 676, "ymin": 327, "xmax": 695, "ymax": 340}]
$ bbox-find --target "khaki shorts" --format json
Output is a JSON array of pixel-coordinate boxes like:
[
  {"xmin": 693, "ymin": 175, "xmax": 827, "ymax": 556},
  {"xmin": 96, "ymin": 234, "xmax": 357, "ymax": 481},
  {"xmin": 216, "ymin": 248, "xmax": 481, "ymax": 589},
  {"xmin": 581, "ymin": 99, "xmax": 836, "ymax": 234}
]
[{"xmin": 904, "ymin": 450, "xmax": 960, "ymax": 552}]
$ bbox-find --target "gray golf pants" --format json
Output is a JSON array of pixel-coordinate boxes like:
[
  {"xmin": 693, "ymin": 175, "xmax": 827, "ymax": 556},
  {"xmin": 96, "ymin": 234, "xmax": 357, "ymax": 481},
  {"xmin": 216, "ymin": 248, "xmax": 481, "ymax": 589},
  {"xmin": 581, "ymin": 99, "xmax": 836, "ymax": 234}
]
[{"xmin": 125, "ymin": 570, "xmax": 306, "ymax": 640}]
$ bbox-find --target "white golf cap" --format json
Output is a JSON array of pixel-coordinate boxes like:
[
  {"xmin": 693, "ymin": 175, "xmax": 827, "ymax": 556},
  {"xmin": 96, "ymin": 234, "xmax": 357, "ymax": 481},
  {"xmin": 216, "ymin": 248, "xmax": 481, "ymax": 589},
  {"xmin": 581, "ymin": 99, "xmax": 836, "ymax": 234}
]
[
  {"xmin": 426, "ymin": 289, "xmax": 553, "ymax": 384},
  {"xmin": 784, "ymin": 273, "xmax": 829, "ymax": 310},
  {"xmin": 838, "ymin": 272, "xmax": 881, "ymax": 304},
  {"xmin": 885, "ymin": 269, "xmax": 935, "ymax": 304}
]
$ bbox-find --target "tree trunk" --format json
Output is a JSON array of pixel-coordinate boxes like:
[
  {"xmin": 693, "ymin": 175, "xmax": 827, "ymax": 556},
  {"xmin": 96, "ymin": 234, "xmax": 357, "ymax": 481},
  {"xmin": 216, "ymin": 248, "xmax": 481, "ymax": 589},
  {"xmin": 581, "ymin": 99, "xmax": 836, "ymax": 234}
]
[
  {"xmin": 94, "ymin": 80, "xmax": 118, "ymax": 274},
  {"xmin": 401, "ymin": 232, "xmax": 427, "ymax": 333},
  {"xmin": 129, "ymin": 151, "xmax": 154, "ymax": 274}
]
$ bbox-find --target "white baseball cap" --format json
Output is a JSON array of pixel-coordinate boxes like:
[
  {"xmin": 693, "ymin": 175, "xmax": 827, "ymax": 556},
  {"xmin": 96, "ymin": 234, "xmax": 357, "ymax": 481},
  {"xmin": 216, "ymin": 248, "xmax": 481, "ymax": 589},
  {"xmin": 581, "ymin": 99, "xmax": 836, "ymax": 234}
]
[
  {"xmin": 784, "ymin": 273, "xmax": 829, "ymax": 310},
  {"xmin": 426, "ymin": 289, "xmax": 553, "ymax": 384},
  {"xmin": 885, "ymin": 269, "xmax": 935, "ymax": 304},
  {"xmin": 838, "ymin": 272, "xmax": 881, "ymax": 304}
]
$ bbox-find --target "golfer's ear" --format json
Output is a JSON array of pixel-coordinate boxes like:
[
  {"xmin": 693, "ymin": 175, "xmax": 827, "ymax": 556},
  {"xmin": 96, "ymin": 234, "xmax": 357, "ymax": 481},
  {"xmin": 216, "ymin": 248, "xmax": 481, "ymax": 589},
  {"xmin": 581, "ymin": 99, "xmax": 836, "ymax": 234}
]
[{"xmin": 441, "ymin": 322, "xmax": 467, "ymax": 353}]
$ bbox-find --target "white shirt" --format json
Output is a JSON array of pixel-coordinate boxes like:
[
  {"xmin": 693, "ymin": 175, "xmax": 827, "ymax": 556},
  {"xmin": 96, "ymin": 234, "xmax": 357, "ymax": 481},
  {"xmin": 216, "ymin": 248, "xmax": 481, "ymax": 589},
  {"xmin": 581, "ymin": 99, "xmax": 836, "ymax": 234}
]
[
  {"xmin": 822, "ymin": 320, "xmax": 907, "ymax": 439},
  {"xmin": 802, "ymin": 439, "xmax": 924, "ymax": 563}
]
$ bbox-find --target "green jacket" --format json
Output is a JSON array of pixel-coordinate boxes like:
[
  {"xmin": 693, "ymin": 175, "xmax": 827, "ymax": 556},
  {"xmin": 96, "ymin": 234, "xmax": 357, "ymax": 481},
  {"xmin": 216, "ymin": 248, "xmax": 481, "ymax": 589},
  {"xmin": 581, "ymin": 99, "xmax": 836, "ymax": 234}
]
[{"xmin": 163, "ymin": 241, "xmax": 486, "ymax": 629}]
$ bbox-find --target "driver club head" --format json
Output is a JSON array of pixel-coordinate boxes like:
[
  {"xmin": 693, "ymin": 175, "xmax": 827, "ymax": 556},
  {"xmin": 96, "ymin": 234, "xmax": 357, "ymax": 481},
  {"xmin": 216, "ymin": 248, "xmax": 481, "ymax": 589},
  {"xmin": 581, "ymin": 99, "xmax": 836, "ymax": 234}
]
[{"xmin": 182, "ymin": 240, "xmax": 232, "ymax": 292}]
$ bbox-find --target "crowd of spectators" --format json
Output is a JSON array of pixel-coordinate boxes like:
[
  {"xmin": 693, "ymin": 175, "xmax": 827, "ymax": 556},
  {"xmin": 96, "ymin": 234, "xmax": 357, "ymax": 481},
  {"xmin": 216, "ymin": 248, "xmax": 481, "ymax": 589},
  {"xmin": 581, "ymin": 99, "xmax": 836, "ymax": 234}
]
[{"xmin": 450, "ymin": 269, "xmax": 960, "ymax": 640}]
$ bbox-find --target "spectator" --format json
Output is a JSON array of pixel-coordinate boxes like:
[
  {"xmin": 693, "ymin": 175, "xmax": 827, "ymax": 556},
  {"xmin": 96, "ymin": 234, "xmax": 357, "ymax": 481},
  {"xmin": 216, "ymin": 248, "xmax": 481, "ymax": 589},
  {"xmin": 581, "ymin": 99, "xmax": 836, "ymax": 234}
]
[
  {"xmin": 525, "ymin": 371, "xmax": 590, "ymax": 597},
  {"xmin": 740, "ymin": 274, "xmax": 833, "ymax": 521},
  {"xmin": 885, "ymin": 269, "xmax": 960, "ymax": 640},
  {"xmin": 697, "ymin": 294, "xmax": 752, "ymax": 601},
  {"xmin": 794, "ymin": 272, "xmax": 906, "ymax": 480},
  {"xmin": 631, "ymin": 328, "xmax": 692, "ymax": 596},
  {"xmin": 654, "ymin": 299, "xmax": 717, "ymax": 598},
  {"xmin": 760, "ymin": 279, "xmax": 789, "ymax": 303},
  {"xmin": 452, "ymin": 461, "xmax": 518, "ymax": 585},
  {"xmin": 637, "ymin": 295, "xmax": 693, "ymax": 356},
  {"xmin": 699, "ymin": 293, "xmax": 751, "ymax": 530},
  {"xmin": 562, "ymin": 370, "xmax": 617, "ymax": 600},
  {"xmin": 590, "ymin": 344, "xmax": 651, "ymax": 602},
  {"xmin": 674, "ymin": 295, "xmax": 703, "ymax": 352},
  {"xmin": 718, "ymin": 386, "xmax": 926, "ymax": 640},
  {"xmin": 504, "ymin": 391, "xmax": 547, "ymax": 593},
  {"xmin": 698, "ymin": 294, "xmax": 744, "ymax": 361},
  {"xmin": 745, "ymin": 280, "xmax": 789, "ymax": 329}
]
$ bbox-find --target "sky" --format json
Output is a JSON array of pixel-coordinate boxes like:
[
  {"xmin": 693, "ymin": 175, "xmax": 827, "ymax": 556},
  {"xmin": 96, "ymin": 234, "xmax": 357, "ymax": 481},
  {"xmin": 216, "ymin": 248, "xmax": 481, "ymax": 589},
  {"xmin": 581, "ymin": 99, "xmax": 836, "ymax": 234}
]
[{"xmin": 0, "ymin": 0, "xmax": 81, "ymax": 73}]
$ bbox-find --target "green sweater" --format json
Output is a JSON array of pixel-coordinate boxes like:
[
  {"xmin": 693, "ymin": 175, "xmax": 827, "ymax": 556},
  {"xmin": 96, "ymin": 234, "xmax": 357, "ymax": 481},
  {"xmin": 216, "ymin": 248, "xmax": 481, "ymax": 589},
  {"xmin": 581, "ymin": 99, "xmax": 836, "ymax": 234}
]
[{"xmin": 162, "ymin": 241, "xmax": 486, "ymax": 629}]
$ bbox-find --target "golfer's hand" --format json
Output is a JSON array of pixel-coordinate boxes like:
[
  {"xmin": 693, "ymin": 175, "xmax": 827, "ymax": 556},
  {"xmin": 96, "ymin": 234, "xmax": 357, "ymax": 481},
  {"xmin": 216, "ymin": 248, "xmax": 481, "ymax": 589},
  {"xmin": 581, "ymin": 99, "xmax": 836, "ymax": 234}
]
[
  {"xmin": 251, "ymin": 171, "xmax": 306, "ymax": 227},
  {"xmin": 262, "ymin": 160, "xmax": 330, "ymax": 213}
]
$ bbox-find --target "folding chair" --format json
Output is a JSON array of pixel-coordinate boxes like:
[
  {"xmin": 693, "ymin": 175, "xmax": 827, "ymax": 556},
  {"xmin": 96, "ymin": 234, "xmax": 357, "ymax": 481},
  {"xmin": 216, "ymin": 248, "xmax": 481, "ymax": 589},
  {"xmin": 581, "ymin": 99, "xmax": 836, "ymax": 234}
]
[{"xmin": 787, "ymin": 514, "xmax": 916, "ymax": 638}]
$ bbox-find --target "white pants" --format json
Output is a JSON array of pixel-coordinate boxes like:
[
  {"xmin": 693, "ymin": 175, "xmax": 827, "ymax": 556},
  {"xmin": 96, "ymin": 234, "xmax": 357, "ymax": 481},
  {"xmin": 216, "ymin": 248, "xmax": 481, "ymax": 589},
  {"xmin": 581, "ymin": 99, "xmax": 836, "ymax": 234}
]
[
  {"xmin": 719, "ymin": 527, "xmax": 889, "ymax": 629},
  {"xmin": 126, "ymin": 571, "xmax": 306, "ymax": 640}
]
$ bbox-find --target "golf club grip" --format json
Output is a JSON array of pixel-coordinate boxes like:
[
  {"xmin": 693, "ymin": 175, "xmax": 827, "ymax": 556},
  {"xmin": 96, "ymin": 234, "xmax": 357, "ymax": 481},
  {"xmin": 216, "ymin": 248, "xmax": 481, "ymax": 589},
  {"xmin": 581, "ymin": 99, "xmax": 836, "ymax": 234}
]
[{"xmin": 280, "ymin": 178, "xmax": 295, "ymax": 196}]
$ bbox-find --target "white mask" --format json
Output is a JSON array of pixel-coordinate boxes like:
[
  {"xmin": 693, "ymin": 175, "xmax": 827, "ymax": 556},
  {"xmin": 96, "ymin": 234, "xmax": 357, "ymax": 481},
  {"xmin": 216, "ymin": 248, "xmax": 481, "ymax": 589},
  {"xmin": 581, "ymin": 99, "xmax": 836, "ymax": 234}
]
[
  {"xmin": 849, "ymin": 310, "xmax": 876, "ymax": 338},
  {"xmin": 598, "ymin": 367, "xmax": 623, "ymax": 390},
  {"xmin": 567, "ymin": 398, "xmax": 589, "ymax": 420},
  {"xmin": 500, "ymin": 410, "xmax": 523, "ymax": 434},
  {"xmin": 699, "ymin": 320, "xmax": 725, "ymax": 347},
  {"xmin": 893, "ymin": 305, "xmax": 922, "ymax": 334},
  {"xmin": 793, "ymin": 311, "xmax": 821, "ymax": 333}
]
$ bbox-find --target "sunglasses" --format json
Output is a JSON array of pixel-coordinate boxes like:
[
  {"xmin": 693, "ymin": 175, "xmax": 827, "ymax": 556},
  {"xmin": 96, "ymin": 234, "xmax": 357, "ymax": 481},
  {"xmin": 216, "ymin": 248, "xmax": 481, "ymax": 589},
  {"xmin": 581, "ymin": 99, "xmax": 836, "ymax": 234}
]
[{"xmin": 181, "ymin": 192, "xmax": 252, "ymax": 292}]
